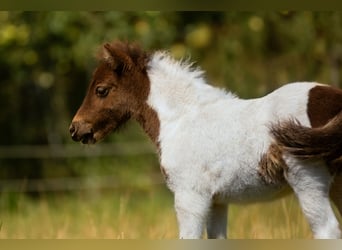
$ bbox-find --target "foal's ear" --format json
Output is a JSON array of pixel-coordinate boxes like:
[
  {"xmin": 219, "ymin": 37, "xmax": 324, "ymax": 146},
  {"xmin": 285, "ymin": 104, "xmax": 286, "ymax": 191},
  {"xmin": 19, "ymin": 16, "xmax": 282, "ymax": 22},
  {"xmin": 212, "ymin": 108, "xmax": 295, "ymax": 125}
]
[{"xmin": 102, "ymin": 43, "xmax": 133, "ymax": 73}]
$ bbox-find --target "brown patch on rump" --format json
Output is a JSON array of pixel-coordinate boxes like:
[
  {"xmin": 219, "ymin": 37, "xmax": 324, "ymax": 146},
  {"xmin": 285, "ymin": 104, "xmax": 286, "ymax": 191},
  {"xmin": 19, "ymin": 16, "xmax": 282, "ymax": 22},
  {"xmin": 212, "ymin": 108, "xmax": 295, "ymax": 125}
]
[
  {"xmin": 307, "ymin": 85, "xmax": 342, "ymax": 128},
  {"xmin": 258, "ymin": 143, "xmax": 288, "ymax": 184}
]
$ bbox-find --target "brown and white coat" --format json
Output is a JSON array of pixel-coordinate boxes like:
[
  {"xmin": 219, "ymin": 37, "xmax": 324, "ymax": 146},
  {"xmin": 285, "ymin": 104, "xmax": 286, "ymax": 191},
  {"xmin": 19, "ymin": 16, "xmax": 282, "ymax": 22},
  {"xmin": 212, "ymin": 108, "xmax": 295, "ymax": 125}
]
[{"xmin": 70, "ymin": 41, "xmax": 342, "ymax": 239}]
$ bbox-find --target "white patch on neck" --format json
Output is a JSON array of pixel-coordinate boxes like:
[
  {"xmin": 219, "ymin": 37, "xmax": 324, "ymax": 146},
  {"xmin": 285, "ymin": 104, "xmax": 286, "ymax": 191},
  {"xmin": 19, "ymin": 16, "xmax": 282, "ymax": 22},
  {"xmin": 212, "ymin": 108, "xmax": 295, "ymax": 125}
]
[{"xmin": 146, "ymin": 51, "xmax": 236, "ymax": 122}]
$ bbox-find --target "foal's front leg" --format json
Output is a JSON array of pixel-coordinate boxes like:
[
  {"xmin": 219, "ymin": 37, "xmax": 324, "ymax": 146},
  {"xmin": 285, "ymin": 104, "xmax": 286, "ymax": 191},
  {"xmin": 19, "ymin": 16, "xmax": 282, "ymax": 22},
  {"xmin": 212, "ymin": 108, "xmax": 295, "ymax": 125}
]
[{"xmin": 174, "ymin": 191, "xmax": 211, "ymax": 239}]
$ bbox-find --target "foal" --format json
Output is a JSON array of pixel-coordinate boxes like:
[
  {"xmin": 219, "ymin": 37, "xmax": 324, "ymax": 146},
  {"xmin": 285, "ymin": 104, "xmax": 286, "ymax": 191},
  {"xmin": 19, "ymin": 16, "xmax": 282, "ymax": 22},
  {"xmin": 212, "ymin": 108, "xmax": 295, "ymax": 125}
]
[{"xmin": 70, "ymin": 41, "xmax": 342, "ymax": 239}]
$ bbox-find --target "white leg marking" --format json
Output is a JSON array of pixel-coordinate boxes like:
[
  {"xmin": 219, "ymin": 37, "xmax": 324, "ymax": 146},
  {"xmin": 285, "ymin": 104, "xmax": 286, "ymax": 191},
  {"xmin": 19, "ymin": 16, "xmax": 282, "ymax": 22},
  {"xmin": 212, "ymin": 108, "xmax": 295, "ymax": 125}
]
[
  {"xmin": 286, "ymin": 158, "xmax": 341, "ymax": 239},
  {"xmin": 174, "ymin": 191, "xmax": 211, "ymax": 239}
]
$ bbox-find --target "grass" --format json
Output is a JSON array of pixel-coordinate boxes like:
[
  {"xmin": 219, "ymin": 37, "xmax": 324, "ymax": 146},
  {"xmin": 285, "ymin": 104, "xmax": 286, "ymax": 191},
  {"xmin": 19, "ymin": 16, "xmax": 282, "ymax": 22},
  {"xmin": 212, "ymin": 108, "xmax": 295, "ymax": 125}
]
[
  {"xmin": 0, "ymin": 187, "xmax": 174, "ymax": 239},
  {"xmin": 228, "ymin": 195, "xmax": 311, "ymax": 239},
  {"xmin": 0, "ymin": 186, "xmax": 315, "ymax": 239}
]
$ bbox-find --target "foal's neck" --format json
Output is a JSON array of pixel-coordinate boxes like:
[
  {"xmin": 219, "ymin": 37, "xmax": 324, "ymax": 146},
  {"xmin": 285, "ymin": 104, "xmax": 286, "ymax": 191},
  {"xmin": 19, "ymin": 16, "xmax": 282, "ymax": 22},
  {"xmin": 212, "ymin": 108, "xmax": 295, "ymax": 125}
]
[
  {"xmin": 135, "ymin": 52, "xmax": 237, "ymax": 146},
  {"xmin": 146, "ymin": 52, "xmax": 235, "ymax": 121}
]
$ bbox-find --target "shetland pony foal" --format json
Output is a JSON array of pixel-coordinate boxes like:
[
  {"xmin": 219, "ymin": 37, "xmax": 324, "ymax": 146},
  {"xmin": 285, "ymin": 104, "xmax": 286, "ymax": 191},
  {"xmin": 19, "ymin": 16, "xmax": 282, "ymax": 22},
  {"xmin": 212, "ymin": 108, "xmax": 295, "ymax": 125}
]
[{"xmin": 70, "ymin": 41, "xmax": 342, "ymax": 239}]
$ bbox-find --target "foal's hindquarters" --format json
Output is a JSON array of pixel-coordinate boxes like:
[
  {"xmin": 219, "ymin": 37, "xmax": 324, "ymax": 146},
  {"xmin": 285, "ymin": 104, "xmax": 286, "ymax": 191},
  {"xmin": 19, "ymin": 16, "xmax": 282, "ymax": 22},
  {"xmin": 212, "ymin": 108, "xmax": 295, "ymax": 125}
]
[
  {"xmin": 204, "ymin": 158, "xmax": 342, "ymax": 239},
  {"xmin": 170, "ymin": 143, "xmax": 342, "ymax": 239}
]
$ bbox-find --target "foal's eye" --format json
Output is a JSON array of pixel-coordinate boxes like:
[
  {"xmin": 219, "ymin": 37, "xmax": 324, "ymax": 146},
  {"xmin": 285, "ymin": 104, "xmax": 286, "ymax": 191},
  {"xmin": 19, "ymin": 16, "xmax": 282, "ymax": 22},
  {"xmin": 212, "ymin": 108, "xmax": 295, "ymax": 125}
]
[{"xmin": 95, "ymin": 86, "xmax": 109, "ymax": 97}]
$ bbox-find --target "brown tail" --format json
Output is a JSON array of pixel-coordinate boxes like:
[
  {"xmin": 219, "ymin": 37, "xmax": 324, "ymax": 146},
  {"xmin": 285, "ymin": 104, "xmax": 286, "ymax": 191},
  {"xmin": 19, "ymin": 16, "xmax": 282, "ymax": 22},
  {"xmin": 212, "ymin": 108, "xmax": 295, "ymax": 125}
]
[{"xmin": 270, "ymin": 113, "xmax": 342, "ymax": 174}]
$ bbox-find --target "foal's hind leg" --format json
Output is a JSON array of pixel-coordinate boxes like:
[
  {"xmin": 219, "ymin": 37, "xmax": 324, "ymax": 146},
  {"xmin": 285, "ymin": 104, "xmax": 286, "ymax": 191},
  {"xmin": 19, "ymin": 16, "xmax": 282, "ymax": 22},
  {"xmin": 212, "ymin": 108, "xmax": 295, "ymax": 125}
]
[
  {"xmin": 330, "ymin": 175, "xmax": 342, "ymax": 219},
  {"xmin": 206, "ymin": 203, "xmax": 228, "ymax": 239},
  {"xmin": 285, "ymin": 158, "xmax": 341, "ymax": 238}
]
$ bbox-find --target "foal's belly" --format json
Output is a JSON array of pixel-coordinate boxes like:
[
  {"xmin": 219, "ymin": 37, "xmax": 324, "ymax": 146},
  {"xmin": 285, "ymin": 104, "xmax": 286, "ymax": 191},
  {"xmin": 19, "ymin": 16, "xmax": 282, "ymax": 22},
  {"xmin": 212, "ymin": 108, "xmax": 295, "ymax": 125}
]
[
  {"xmin": 213, "ymin": 174, "xmax": 291, "ymax": 204},
  {"xmin": 229, "ymin": 184, "xmax": 291, "ymax": 204}
]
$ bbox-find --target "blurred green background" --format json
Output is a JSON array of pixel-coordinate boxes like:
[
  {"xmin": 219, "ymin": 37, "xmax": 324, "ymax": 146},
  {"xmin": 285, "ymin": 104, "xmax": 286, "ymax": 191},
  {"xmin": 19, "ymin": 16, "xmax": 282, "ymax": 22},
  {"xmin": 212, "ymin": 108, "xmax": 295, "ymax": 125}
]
[
  {"xmin": 2, "ymin": 10, "xmax": 342, "ymax": 195},
  {"xmin": 0, "ymin": 11, "xmax": 342, "ymax": 238}
]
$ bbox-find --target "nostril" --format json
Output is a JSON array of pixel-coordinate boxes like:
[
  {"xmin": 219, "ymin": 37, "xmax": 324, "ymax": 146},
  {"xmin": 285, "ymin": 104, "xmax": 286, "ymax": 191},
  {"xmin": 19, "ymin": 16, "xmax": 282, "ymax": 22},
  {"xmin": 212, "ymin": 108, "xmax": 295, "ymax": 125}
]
[
  {"xmin": 69, "ymin": 124, "xmax": 76, "ymax": 136},
  {"xmin": 69, "ymin": 122, "xmax": 82, "ymax": 142}
]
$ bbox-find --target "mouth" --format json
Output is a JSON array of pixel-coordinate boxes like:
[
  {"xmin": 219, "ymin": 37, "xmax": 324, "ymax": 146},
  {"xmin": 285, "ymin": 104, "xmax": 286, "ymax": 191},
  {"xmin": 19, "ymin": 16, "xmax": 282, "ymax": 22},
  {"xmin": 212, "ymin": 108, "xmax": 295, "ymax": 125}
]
[
  {"xmin": 80, "ymin": 134, "xmax": 96, "ymax": 144},
  {"xmin": 80, "ymin": 126, "xmax": 114, "ymax": 145},
  {"xmin": 70, "ymin": 113, "xmax": 131, "ymax": 145}
]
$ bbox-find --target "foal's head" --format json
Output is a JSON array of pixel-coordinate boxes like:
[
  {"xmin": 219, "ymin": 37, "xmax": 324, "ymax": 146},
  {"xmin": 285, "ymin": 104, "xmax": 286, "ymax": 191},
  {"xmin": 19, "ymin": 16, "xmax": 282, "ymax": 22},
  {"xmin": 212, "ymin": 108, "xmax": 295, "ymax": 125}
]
[{"xmin": 69, "ymin": 41, "xmax": 149, "ymax": 144}]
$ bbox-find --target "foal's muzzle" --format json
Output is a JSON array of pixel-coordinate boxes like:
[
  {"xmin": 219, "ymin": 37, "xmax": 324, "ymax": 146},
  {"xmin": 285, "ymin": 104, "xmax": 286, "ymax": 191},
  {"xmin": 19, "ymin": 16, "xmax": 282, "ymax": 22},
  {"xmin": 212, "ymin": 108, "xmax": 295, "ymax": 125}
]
[{"xmin": 69, "ymin": 121, "xmax": 95, "ymax": 144}]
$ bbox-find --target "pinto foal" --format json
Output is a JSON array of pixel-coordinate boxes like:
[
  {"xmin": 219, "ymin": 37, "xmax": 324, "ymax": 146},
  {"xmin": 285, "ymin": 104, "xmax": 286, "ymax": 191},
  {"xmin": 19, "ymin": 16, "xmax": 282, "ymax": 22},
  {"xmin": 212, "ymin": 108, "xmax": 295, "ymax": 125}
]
[{"xmin": 70, "ymin": 41, "xmax": 342, "ymax": 239}]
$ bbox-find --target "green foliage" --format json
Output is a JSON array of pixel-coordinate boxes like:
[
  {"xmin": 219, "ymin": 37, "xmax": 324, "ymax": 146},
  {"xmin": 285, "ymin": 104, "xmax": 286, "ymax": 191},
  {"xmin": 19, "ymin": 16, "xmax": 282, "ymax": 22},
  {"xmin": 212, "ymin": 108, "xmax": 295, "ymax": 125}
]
[{"xmin": 1, "ymin": 11, "xmax": 342, "ymax": 182}]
